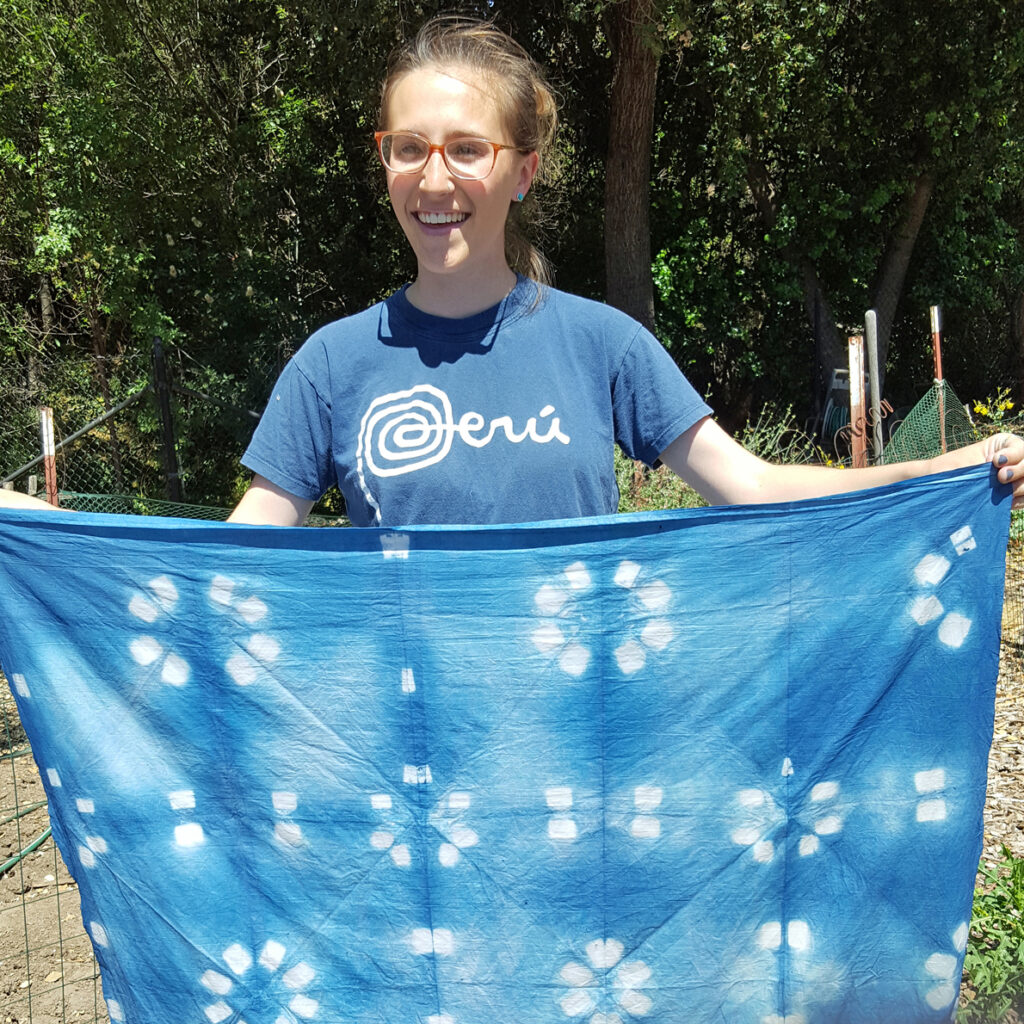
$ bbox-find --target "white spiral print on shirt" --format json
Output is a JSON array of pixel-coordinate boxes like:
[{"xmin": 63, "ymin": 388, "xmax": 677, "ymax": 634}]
[{"xmin": 355, "ymin": 383, "xmax": 570, "ymax": 521}]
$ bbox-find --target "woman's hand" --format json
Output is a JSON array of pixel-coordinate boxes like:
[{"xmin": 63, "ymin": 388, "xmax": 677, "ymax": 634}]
[{"xmin": 980, "ymin": 432, "xmax": 1024, "ymax": 509}]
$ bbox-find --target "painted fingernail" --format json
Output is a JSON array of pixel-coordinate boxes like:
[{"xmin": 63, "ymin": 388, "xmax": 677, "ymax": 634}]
[
  {"xmin": 997, "ymin": 454, "xmax": 1008, "ymax": 466},
  {"xmin": 1003, "ymin": 468, "xmax": 1014, "ymax": 482}
]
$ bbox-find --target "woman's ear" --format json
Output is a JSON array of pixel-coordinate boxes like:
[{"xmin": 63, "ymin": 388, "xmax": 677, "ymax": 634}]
[{"xmin": 515, "ymin": 150, "xmax": 540, "ymax": 201}]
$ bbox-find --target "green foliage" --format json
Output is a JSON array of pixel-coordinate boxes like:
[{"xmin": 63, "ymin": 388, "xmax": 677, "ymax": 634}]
[{"xmin": 961, "ymin": 846, "xmax": 1024, "ymax": 1022}]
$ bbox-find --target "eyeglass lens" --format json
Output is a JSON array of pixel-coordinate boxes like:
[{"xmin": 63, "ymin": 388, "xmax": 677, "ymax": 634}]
[{"xmin": 380, "ymin": 133, "xmax": 496, "ymax": 179}]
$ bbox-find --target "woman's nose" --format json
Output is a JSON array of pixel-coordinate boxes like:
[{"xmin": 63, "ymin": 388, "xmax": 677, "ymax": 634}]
[{"xmin": 420, "ymin": 150, "xmax": 453, "ymax": 192}]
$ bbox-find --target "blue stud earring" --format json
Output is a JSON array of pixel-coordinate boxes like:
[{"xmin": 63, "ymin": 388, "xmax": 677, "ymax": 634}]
[{"xmin": 516, "ymin": 192, "xmax": 524, "ymax": 202}]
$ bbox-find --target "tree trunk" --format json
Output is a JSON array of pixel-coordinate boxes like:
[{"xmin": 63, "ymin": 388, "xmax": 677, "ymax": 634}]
[
  {"xmin": 1012, "ymin": 288, "xmax": 1024, "ymax": 403},
  {"xmin": 604, "ymin": 0, "xmax": 658, "ymax": 332},
  {"xmin": 869, "ymin": 170, "xmax": 935, "ymax": 385},
  {"xmin": 801, "ymin": 260, "xmax": 844, "ymax": 422},
  {"xmin": 86, "ymin": 298, "xmax": 126, "ymax": 492}
]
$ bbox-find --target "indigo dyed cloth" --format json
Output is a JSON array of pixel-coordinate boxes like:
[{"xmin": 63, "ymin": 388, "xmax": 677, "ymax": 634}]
[{"xmin": 0, "ymin": 465, "xmax": 1011, "ymax": 1024}]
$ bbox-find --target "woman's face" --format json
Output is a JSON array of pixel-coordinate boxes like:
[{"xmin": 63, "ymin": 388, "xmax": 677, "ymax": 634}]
[{"xmin": 383, "ymin": 66, "xmax": 538, "ymax": 287}]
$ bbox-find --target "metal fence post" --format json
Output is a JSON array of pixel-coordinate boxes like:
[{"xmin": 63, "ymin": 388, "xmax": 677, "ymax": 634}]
[{"xmin": 38, "ymin": 406, "xmax": 59, "ymax": 506}]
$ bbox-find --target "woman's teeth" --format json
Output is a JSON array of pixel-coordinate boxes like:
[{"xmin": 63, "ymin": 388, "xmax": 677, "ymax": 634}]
[{"xmin": 417, "ymin": 211, "xmax": 467, "ymax": 224}]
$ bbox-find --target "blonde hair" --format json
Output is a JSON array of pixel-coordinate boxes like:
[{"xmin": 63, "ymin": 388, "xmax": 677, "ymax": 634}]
[{"xmin": 379, "ymin": 15, "xmax": 559, "ymax": 284}]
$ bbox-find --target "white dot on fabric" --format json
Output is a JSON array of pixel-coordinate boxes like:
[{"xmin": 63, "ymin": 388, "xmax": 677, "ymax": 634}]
[
  {"xmin": 909, "ymin": 595, "xmax": 944, "ymax": 625},
  {"xmin": 129, "ymin": 595, "xmax": 159, "ymax": 623},
  {"xmin": 168, "ymin": 790, "xmax": 195, "ymax": 810},
  {"xmin": 226, "ymin": 654, "xmax": 258, "ymax": 686},
  {"xmin": 758, "ymin": 923, "xmax": 782, "ymax": 950},
  {"xmin": 78, "ymin": 846, "xmax": 96, "ymax": 868},
  {"xmin": 381, "ymin": 533, "xmax": 410, "ymax": 559},
  {"xmin": 738, "ymin": 789, "xmax": 766, "ymax": 808},
  {"xmin": 587, "ymin": 938, "xmax": 624, "ymax": 969},
  {"xmin": 925, "ymin": 982, "xmax": 957, "ymax": 1010},
  {"xmin": 259, "ymin": 940, "xmax": 285, "ymax": 971},
  {"xmin": 799, "ymin": 835, "xmax": 819, "ymax": 856},
  {"xmin": 289, "ymin": 995, "xmax": 318, "ymax": 1019},
  {"xmin": 560, "ymin": 961, "xmax": 594, "ymax": 986},
  {"xmin": 731, "ymin": 827, "xmax": 761, "ymax": 846},
  {"xmin": 282, "ymin": 962, "xmax": 315, "ymax": 990},
  {"xmin": 616, "ymin": 960, "xmax": 651, "ymax": 987},
  {"xmin": 391, "ymin": 844, "xmax": 411, "ymax": 867},
  {"xmin": 561, "ymin": 989, "xmax": 595, "ymax": 1016},
  {"xmin": 204, "ymin": 1001, "xmax": 232, "ymax": 1024},
  {"xmin": 272, "ymin": 791, "xmax": 298, "ymax": 814},
  {"xmin": 950, "ymin": 525, "xmax": 976, "ymax": 555},
  {"xmin": 614, "ymin": 641, "xmax": 646, "ymax": 675},
  {"xmin": 274, "ymin": 823, "xmax": 303, "ymax": 847},
  {"xmin": 614, "ymin": 560, "xmax": 641, "ymax": 589},
  {"xmin": 634, "ymin": 785, "xmax": 663, "ymax": 811},
  {"xmin": 787, "ymin": 921, "xmax": 810, "ymax": 951},
  {"xmin": 401, "ymin": 668, "xmax": 416, "ymax": 693},
  {"xmin": 630, "ymin": 816, "xmax": 660, "ymax": 839},
  {"xmin": 247, "ymin": 634, "xmax": 280, "ymax": 662},
  {"xmin": 106, "ymin": 1000, "xmax": 124, "ymax": 1021},
  {"xmin": 564, "ymin": 562, "xmax": 591, "ymax": 590},
  {"xmin": 532, "ymin": 623, "xmax": 564, "ymax": 653},
  {"xmin": 917, "ymin": 799, "xmax": 947, "ymax": 822},
  {"xmin": 448, "ymin": 791, "xmax": 471, "ymax": 811},
  {"xmin": 925, "ymin": 952, "xmax": 957, "ymax": 979},
  {"xmin": 209, "ymin": 576, "xmax": 234, "ymax": 606},
  {"xmin": 953, "ymin": 921, "xmax": 969, "ymax": 952},
  {"xmin": 915, "ymin": 553, "xmax": 951, "ymax": 586},
  {"xmin": 535, "ymin": 584, "xmax": 568, "ymax": 615},
  {"xmin": 439, "ymin": 843, "xmax": 459, "ymax": 867},
  {"xmin": 130, "ymin": 636, "xmax": 163, "ymax": 666},
  {"xmin": 938, "ymin": 612, "xmax": 971, "ymax": 648},
  {"xmin": 810, "ymin": 781, "xmax": 839, "ymax": 802},
  {"xmin": 85, "ymin": 836, "xmax": 107, "ymax": 854},
  {"xmin": 236, "ymin": 596, "xmax": 268, "ymax": 623},
  {"xmin": 410, "ymin": 929, "xmax": 433, "ymax": 955},
  {"xmin": 641, "ymin": 619, "xmax": 673, "ymax": 651},
  {"xmin": 618, "ymin": 989, "xmax": 653, "ymax": 1015},
  {"xmin": 76, "ymin": 798, "xmax": 95, "ymax": 813},
  {"xmin": 175, "ymin": 823, "xmax": 205, "ymax": 847},
  {"xmin": 148, "ymin": 575, "xmax": 178, "ymax": 609},
  {"xmin": 161, "ymin": 654, "xmax": 190, "ymax": 687},
  {"xmin": 12, "ymin": 673, "xmax": 30, "ymax": 698},
  {"xmin": 426, "ymin": 1016, "xmax": 456, "ymax": 1024},
  {"xmin": 549, "ymin": 818, "xmax": 578, "ymax": 841},
  {"xmin": 781, "ymin": 758, "xmax": 794, "ymax": 777},
  {"xmin": 559, "ymin": 643, "xmax": 590, "ymax": 677},
  {"xmin": 372, "ymin": 827, "xmax": 395, "ymax": 851},
  {"xmin": 753, "ymin": 840, "xmax": 774, "ymax": 863},
  {"xmin": 200, "ymin": 971, "xmax": 233, "ymax": 995},
  {"xmin": 450, "ymin": 825, "xmax": 478, "ymax": 848},
  {"xmin": 403, "ymin": 765, "xmax": 432, "ymax": 785},
  {"xmin": 636, "ymin": 579, "xmax": 671, "ymax": 611},
  {"xmin": 46, "ymin": 768, "xmax": 62, "ymax": 787},
  {"xmin": 813, "ymin": 815, "xmax": 842, "ymax": 836},
  {"xmin": 89, "ymin": 922, "xmax": 108, "ymax": 946},
  {"xmin": 546, "ymin": 786, "xmax": 573, "ymax": 809},
  {"xmin": 371, "ymin": 793, "xmax": 392, "ymax": 810},
  {"xmin": 915, "ymin": 768, "xmax": 946, "ymax": 793}
]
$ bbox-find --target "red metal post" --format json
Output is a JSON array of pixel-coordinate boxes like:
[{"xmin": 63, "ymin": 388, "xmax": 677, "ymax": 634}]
[{"xmin": 38, "ymin": 406, "xmax": 59, "ymax": 507}]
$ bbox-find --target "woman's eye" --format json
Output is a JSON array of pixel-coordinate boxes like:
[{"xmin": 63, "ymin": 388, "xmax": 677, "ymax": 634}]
[
  {"xmin": 450, "ymin": 140, "xmax": 488, "ymax": 159},
  {"xmin": 394, "ymin": 136, "xmax": 427, "ymax": 158}
]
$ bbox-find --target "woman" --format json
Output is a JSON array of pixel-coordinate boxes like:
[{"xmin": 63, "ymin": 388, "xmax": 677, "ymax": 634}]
[{"xmin": 229, "ymin": 15, "xmax": 1024, "ymax": 528}]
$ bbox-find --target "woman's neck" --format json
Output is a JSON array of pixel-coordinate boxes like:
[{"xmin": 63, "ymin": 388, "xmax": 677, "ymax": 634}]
[{"xmin": 406, "ymin": 265, "xmax": 518, "ymax": 319}]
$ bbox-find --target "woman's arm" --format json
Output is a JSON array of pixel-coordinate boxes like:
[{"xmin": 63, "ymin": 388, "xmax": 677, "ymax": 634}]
[
  {"xmin": 660, "ymin": 417, "xmax": 1024, "ymax": 508},
  {"xmin": 0, "ymin": 489, "xmax": 60, "ymax": 512},
  {"xmin": 228, "ymin": 475, "xmax": 315, "ymax": 526}
]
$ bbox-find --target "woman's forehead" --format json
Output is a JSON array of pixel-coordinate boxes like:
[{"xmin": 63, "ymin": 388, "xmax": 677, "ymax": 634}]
[{"xmin": 385, "ymin": 65, "xmax": 508, "ymax": 135}]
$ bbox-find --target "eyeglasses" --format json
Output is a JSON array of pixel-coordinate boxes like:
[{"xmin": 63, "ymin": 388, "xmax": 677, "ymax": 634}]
[{"xmin": 374, "ymin": 131, "xmax": 523, "ymax": 181}]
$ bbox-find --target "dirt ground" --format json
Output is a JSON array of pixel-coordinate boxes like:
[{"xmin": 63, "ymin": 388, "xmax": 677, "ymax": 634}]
[{"xmin": 1, "ymin": 556, "xmax": 1022, "ymax": 1024}]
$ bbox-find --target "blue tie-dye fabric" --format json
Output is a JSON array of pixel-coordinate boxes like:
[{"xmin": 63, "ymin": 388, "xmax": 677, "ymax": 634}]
[{"xmin": 0, "ymin": 465, "xmax": 1011, "ymax": 1024}]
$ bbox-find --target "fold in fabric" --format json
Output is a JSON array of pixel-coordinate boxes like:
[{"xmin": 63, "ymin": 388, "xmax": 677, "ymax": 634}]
[{"xmin": 0, "ymin": 464, "xmax": 1011, "ymax": 1024}]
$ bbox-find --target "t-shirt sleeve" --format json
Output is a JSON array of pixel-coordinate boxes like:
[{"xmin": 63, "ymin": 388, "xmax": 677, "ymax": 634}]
[
  {"xmin": 612, "ymin": 326, "xmax": 712, "ymax": 467},
  {"xmin": 241, "ymin": 355, "xmax": 334, "ymax": 502}
]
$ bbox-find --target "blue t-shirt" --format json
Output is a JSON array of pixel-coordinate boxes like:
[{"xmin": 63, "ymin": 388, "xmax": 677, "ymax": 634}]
[{"xmin": 242, "ymin": 278, "xmax": 710, "ymax": 526}]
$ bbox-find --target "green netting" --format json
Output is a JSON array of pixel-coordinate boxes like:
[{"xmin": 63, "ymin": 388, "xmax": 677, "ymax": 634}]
[
  {"xmin": 57, "ymin": 492, "xmax": 349, "ymax": 528},
  {"xmin": 882, "ymin": 380, "xmax": 976, "ymax": 463}
]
